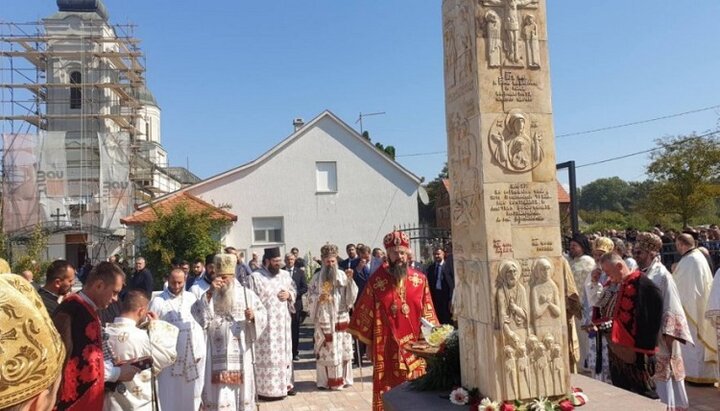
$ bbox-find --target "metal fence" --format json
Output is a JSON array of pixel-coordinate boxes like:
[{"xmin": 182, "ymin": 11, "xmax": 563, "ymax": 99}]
[{"xmin": 396, "ymin": 224, "xmax": 451, "ymax": 264}]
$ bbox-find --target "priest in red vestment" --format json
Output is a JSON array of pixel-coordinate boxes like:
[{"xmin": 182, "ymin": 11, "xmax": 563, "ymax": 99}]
[{"xmin": 349, "ymin": 231, "xmax": 439, "ymax": 411}]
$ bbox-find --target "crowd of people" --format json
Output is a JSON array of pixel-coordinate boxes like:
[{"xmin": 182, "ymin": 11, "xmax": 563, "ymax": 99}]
[
  {"xmin": 0, "ymin": 230, "xmax": 448, "ymax": 411},
  {"xmin": 567, "ymin": 230, "xmax": 720, "ymax": 411},
  {"xmin": 6, "ymin": 224, "xmax": 720, "ymax": 411}
]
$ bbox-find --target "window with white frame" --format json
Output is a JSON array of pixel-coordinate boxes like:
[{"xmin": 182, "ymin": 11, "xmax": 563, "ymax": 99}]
[
  {"xmin": 252, "ymin": 217, "xmax": 283, "ymax": 244},
  {"xmin": 315, "ymin": 161, "xmax": 337, "ymax": 192}
]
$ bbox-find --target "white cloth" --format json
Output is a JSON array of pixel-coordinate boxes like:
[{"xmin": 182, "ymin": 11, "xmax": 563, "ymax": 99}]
[
  {"xmin": 645, "ymin": 258, "xmax": 692, "ymax": 410},
  {"xmin": 624, "ymin": 257, "xmax": 638, "ymax": 272},
  {"xmin": 248, "ymin": 267, "xmax": 296, "ymax": 398},
  {"xmin": 307, "ymin": 268, "xmax": 358, "ymax": 389},
  {"xmin": 704, "ymin": 267, "xmax": 720, "ymax": 384},
  {"xmin": 673, "ymin": 249, "xmax": 718, "ymax": 383},
  {"xmin": 191, "ymin": 281, "xmax": 268, "ymax": 411},
  {"xmin": 190, "ymin": 277, "xmax": 212, "ymax": 300},
  {"xmin": 149, "ymin": 290, "xmax": 206, "ymax": 411},
  {"xmin": 103, "ymin": 318, "xmax": 178, "ymax": 411},
  {"xmin": 569, "ymin": 254, "xmax": 596, "ymax": 371}
]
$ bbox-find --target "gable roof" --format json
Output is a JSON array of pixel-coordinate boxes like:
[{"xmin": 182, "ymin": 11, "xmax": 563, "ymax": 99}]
[
  {"xmin": 120, "ymin": 191, "xmax": 237, "ymax": 226},
  {"xmin": 151, "ymin": 110, "xmax": 421, "ymax": 204}
]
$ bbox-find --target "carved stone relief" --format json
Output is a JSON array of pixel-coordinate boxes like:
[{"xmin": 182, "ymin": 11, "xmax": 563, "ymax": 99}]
[
  {"xmin": 488, "ymin": 109, "xmax": 544, "ymax": 172},
  {"xmin": 445, "ymin": 3, "xmax": 476, "ymax": 90},
  {"xmin": 480, "ymin": 0, "xmax": 540, "ymax": 69},
  {"xmin": 495, "ymin": 257, "xmax": 565, "ymax": 399}
]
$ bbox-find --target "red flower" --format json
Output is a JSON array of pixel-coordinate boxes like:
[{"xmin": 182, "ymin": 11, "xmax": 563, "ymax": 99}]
[
  {"xmin": 85, "ymin": 321, "xmax": 100, "ymax": 341},
  {"xmin": 558, "ymin": 399, "xmax": 575, "ymax": 411},
  {"xmin": 500, "ymin": 401, "xmax": 516, "ymax": 411},
  {"xmin": 78, "ymin": 362, "xmax": 99, "ymax": 383}
]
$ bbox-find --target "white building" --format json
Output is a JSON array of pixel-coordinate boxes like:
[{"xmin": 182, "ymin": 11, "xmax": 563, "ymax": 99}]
[{"xmin": 133, "ymin": 110, "xmax": 422, "ymax": 259}]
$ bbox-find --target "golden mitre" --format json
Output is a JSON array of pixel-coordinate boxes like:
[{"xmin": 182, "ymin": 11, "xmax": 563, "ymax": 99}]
[
  {"xmin": 0, "ymin": 274, "xmax": 66, "ymax": 409},
  {"xmin": 214, "ymin": 252, "xmax": 237, "ymax": 276}
]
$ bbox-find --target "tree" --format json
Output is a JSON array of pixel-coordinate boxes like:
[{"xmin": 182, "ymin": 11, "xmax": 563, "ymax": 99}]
[
  {"xmin": 643, "ymin": 134, "xmax": 720, "ymax": 226},
  {"xmin": 140, "ymin": 202, "xmax": 232, "ymax": 287},
  {"xmin": 578, "ymin": 177, "xmax": 632, "ymax": 212},
  {"xmin": 12, "ymin": 224, "xmax": 49, "ymax": 279}
]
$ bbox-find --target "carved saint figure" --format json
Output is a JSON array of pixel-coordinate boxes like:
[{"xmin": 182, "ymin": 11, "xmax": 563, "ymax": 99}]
[
  {"xmin": 528, "ymin": 334, "xmax": 549, "ymax": 397},
  {"xmin": 530, "ymin": 258, "xmax": 561, "ymax": 336},
  {"xmin": 503, "ymin": 345, "xmax": 518, "ymax": 399},
  {"xmin": 516, "ymin": 345, "xmax": 533, "ymax": 399},
  {"xmin": 550, "ymin": 342, "xmax": 564, "ymax": 394},
  {"xmin": 489, "ymin": 110, "xmax": 544, "ymax": 173},
  {"xmin": 496, "ymin": 260, "xmax": 528, "ymax": 345},
  {"xmin": 484, "ymin": 10, "xmax": 502, "ymax": 67},
  {"xmin": 444, "ymin": 22, "xmax": 457, "ymax": 87},
  {"xmin": 522, "ymin": 15, "xmax": 540, "ymax": 68},
  {"xmin": 483, "ymin": 0, "xmax": 539, "ymax": 64}
]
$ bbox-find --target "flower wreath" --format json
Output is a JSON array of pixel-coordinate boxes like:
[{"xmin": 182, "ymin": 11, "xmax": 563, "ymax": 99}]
[{"xmin": 449, "ymin": 386, "xmax": 589, "ymax": 411}]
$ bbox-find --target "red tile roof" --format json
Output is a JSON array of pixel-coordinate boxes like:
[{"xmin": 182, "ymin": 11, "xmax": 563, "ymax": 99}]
[
  {"xmin": 120, "ymin": 192, "xmax": 237, "ymax": 226},
  {"xmin": 557, "ymin": 181, "xmax": 571, "ymax": 204}
]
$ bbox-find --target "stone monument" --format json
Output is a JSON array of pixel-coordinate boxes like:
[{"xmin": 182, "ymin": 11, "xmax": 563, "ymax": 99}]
[{"xmin": 443, "ymin": 0, "xmax": 569, "ymax": 401}]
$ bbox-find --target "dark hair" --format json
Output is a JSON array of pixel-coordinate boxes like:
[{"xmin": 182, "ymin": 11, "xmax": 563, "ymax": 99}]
[
  {"xmin": 171, "ymin": 257, "xmax": 182, "ymax": 266},
  {"xmin": 193, "ymin": 258, "xmax": 204, "ymax": 265},
  {"xmin": 570, "ymin": 234, "xmax": 592, "ymax": 256},
  {"xmin": 121, "ymin": 290, "xmax": 149, "ymax": 313},
  {"xmin": 345, "ymin": 243, "xmax": 356, "ymax": 252},
  {"xmin": 205, "ymin": 254, "xmax": 215, "ymax": 266},
  {"xmin": 85, "ymin": 261, "xmax": 124, "ymax": 286},
  {"xmin": 357, "ymin": 245, "xmax": 371, "ymax": 255},
  {"xmin": 45, "ymin": 259, "xmax": 74, "ymax": 283},
  {"xmin": 224, "ymin": 246, "xmax": 236, "ymax": 254},
  {"xmin": 290, "ymin": 247, "xmax": 299, "ymax": 254}
]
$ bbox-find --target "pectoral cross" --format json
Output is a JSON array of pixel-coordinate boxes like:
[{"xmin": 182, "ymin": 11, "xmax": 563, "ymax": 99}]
[{"xmin": 50, "ymin": 208, "xmax": 66, "ymax": 227}]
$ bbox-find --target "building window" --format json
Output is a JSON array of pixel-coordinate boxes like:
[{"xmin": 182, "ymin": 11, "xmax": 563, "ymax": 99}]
[
  {"xmin": 69, "ymin": 71, "xmax": 81, "ymax": 109},
  {"xmin": 252, "ymin": 217, "xmax": 283, "ymax": 244},
  {"xmin": 315, "ymin": 161, "xmax": 337, "ymax": 193}
]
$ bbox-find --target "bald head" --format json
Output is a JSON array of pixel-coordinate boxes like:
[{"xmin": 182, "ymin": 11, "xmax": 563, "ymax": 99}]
[
  {"xmin": 167, "ymin": 268, "xmax": 185, "ymax": 296},
  {"xmin": 675, "ymin": 233, "xmax": 696, "ymax": 255}
]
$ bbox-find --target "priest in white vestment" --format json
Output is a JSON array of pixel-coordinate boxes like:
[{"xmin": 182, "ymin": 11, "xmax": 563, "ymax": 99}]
[
  {"xmin": 706, "ymin": 264, "xmax": 720, "ymax": 387},
  {"xmin": 104, "ymin": 290, "xmax": 178, "ymax": 411},
  {"xmin": 190, "ymin": 255, "xmax": 216, "ymax": 300},
  {"xmin": 149, "ymin": 269, "xmax": 206, "ymax": 411},
  {"xmin": 635, "ymin": 232, "xmax": 694, "ymax": 410},
  {"xmin": 673, "ymin": 234, "xmax": 718, "ymax": 384},
  {"xmin": 567, "ymin": 234, "xmax": 596, "ymax": 372},
  {"xmin": 248, "ymin": 247, "xmax": 297, "ymax": 399},
  {"xmin": 307, "ymin": 244, "xmax": 358, "ymax": 390},
  {"xmin": 191, "ymin": 253, "xmax": 268, "ymax": 411}
]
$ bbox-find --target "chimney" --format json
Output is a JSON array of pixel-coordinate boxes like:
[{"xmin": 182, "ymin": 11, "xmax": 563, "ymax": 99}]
[{"xmin": 293, "ymin": 117, "xmax": 304, "ymax": 132}]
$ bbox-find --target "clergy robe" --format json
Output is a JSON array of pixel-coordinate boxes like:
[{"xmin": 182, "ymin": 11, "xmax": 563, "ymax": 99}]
[
  {"xmin": 248, "ymin": 267, "xmax": 296, "ymax": 398},
  {"xmin": 569, "ymin": 254, "xmax": 596, "ymax": 371},
  {"xmin": 149, "ymin": 290, "xmax": 206, "ymax": 411},
  {"xmin": 53, "ymin": 293, "xmax": 105, "ymax": 411},
  {"xmin": 190, "ymin": 275, "xmax": 212, "ymax": 301},
  {"xmin": 348, "ymin": 265, "xmax": 438, "ymax": 411},
  {"xmin": 644, "ymin": 257, "xmax": 694, "ymax": 411},
  {"xmin": 705, "ymin": 267, "xmax": 720, "ymax": 385},
  {"xmin": 307, "ymin": 268, "xmax": 358, "ymax": 389},
  {"xmin": 673, "ymin": 248, "xmax": 718, "ymax": 383},
  {"xmin": 191, "ymin": 281, "xmax": 267, "ymax": 411},
  {"xmin": 103, "ymin": 318, "xmax": 178, "ymax": 411},
  {"xmin": 605, "ymin": 271, "xmax": 663, "ymax": 397}
]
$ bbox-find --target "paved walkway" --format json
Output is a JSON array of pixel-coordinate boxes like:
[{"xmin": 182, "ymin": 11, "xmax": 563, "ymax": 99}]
[
  {"xmin": 259, "ymin": 321, "xmax": 720, "ymax": 410},
  {"xmin": 258, "ymin": 322, "xmax": 373, "ymax": 411}
]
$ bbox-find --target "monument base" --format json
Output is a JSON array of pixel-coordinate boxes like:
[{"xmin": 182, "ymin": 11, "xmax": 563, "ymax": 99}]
[{"xmin": 382, "ymin": 374, "xmax": 665, "ymax": 411}]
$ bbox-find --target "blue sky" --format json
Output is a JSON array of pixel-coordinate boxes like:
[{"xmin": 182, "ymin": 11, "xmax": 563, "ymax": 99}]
[{"xmin": 4, "ymin": 1, "xmax": 720, "ymax": 187}]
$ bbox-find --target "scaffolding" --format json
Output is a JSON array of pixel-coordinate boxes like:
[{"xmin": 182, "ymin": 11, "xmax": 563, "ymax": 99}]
[{"xmin": 0, "ymin": 18, "xmax": 150, "ymax": 264}]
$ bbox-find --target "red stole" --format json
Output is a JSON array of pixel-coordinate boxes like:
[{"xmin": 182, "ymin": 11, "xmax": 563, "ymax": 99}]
[{"xmin": 54, "ymin": 294, "xmax": 105, "ymax": 411}]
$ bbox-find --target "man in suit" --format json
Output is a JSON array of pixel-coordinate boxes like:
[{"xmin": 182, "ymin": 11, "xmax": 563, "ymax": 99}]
[
  {"xmin": 339, "ymin": 243, "xmax": 358, "ymax": 271},
  {"xmin": 287, "ymin": 252, "xmax": 308, "ymax": 361},
  {"xmin": 426, "ymin": 247, "xmax": 455, "ymax": 324}
]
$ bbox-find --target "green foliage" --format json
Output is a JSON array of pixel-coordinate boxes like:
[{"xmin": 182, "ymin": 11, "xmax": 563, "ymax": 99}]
[
  {"xmin": 409, "ymin": 331, "xmax": 461, "ymax": 391},
  {"xmin": 373, "ymin": 142, "xmax": 396, "ymax": 159},
  {"xmin": 578, "ymin": 177, "xmax": 633, "ymax": 212},
  {"xmin": 140, "ymin": 202, "xmax": 231, "ymax": 288},
  {"xmin": 643, "ymin": 134, "xmax": 720, "ymax": 226},
  {"xmin": 420, "ymin": 162, "xmax": 449, "ymax": 226},
  {"xmin": 11, "ymin": 224, "xmax": 50, "ymax": 280},
  {"xmin": 580, "ymin": 210, "xmax": 650, "ymax": 233}
]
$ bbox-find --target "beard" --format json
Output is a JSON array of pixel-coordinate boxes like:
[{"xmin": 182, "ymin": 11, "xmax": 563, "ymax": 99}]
[
  {"xmin": 388, "ymin": 259, "xmax": 407, "ymax": 282},
  {"xmin": 213, "ymin": 280, "xmax": 236, "ymax": 315},
  {"xmin": 320, "ymin": 264, "xmax": 338, "ymax": 283},
  {"xmin": 267, "ymin": 264, "xmax": 280, "ymax": 275}
]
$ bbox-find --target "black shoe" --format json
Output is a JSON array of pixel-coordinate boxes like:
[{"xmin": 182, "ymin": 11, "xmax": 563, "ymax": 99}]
[
  {"xmin": 287, "ymin": 389, "xmax": 297, "ymax": 396},
  {"xmin": 293, "ymin": 355, "xmax": 300, "ymax": 361}
]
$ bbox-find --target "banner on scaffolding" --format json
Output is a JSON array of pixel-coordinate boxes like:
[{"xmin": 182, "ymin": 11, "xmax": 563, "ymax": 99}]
[
  {"xmin": 38, "ymin": 131, "xmax": 68, "ymax": 226},
  {"xmin": 99, "ymin": 132, "xmax": 131, "ymax": 231},
  {"xmin": 2, "ymin": 133, "xmax": 40, "ymax": 232}
]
